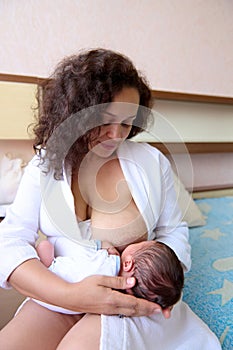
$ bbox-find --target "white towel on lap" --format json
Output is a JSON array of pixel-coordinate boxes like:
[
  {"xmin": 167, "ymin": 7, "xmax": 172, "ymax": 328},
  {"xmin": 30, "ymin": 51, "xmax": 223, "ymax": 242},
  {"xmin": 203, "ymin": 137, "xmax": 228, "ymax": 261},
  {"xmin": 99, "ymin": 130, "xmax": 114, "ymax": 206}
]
[{"xmin": 100, "ymin": 300, "xmax": 221, "ymax": 350}]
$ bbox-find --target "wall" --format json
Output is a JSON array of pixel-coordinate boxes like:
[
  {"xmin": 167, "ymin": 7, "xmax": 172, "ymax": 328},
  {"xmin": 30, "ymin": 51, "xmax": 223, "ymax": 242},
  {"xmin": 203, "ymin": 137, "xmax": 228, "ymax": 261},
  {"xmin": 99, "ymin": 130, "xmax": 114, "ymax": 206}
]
[
  {"xmin": 169, "ymin": 152, "xmax": 233, "ymax": 191},
  {"xmin": 0, "ymin": 1, "xmax": 232, "ymax": 192},
  {"xmin": 133, "ymin": 99, "xmax": 233, "ymax": 191},
  {"xmin": 135, "ymin": 100, "xmax": 233, "ymax": 142},
  {"xmin": 0, "ymin": 140, "xmax": 34, "ymax": 163},
  {"xmin": 0, "ymin": 0, "xmax": 233, "ymax": 96}
]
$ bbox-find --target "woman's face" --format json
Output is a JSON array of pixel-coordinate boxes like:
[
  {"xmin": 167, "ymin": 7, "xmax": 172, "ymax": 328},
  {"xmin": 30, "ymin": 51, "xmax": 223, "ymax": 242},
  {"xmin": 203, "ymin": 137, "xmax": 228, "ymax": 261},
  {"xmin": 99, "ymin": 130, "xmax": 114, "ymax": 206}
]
[{"xmin": 89, "ymin": 87, "xmax": 140, "ymax": 157}]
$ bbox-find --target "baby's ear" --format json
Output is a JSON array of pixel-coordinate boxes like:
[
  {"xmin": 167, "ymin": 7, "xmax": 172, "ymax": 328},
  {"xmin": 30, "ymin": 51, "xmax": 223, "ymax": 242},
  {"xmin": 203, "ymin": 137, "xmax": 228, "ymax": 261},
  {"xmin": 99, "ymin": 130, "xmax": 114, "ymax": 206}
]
[{"xmin": 123, "ymin": 255, "xmax": 134, "ymax": 272}]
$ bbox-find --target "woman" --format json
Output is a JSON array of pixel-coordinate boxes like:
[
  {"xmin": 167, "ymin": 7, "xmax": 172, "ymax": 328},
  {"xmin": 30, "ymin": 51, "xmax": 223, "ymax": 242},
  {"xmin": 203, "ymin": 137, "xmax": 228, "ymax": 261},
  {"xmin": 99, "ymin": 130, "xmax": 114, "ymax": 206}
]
[{"xmin": 0, "ymin": 49, "xmax": 221, "ymax": 349}]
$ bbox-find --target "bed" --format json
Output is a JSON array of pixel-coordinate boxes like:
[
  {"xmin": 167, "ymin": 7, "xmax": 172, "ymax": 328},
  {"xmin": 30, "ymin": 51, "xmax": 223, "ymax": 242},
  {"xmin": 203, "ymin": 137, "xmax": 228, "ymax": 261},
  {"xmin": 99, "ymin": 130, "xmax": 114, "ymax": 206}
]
[
  {"xmin": 0, "ymin": 74, "xmax": 233, "ymax": 348},
  {"xmin": 146, "ymin": 91, "xmax": 233, "ymax": 348},
  {"xmin": 150, "ymin": 146, "xmax": 233, "ymax": 348},
  {"xmin": 157, "ymin": 157, "xmax": 233, "ymax": 349},
  {"xmin": 183, "ymin": 195, "xmax": 233, "ymax": 349}
]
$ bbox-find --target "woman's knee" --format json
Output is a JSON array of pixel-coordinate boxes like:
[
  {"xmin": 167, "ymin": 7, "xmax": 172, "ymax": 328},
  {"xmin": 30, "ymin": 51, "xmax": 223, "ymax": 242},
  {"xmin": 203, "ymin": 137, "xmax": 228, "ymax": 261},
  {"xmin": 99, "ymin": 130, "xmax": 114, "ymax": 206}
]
[
  {"xmin": 57, "ymin": 314, "xmax": 101, "ymax": 350},
  {"xmin": 0, "ymin": 299, "xmax": 78, "ymax": 350}
]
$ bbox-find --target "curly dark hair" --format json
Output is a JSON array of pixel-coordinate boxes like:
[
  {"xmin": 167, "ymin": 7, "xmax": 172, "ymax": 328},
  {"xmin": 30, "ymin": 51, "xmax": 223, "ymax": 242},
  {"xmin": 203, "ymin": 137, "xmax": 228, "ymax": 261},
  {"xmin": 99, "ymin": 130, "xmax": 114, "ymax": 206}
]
[
  {"xmin": 32, "ymin": 48, "xmax": 152, "ymax": 179},
  {"xmin": 131, "ymin": 242, "xmax": 184, "ymax": 309}
]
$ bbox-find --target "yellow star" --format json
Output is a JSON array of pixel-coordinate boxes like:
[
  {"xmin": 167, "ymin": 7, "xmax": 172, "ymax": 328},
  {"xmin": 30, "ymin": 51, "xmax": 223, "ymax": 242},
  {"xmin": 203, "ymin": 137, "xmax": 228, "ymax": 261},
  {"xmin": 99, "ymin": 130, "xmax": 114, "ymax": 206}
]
[
  {"xmin": 220, "ymin": 326, "xmax": 230, "ymax": 345},
  {"xmin": 208, "ymin": 279, "xmax": 233, "ymax": 306},
  {"xmin": 213, "ymin": 257, "xmax": 233, "ymax": 272},
  {"xmin": 201, "ymin": 228, "xmax": 225, "ymax": 240}
]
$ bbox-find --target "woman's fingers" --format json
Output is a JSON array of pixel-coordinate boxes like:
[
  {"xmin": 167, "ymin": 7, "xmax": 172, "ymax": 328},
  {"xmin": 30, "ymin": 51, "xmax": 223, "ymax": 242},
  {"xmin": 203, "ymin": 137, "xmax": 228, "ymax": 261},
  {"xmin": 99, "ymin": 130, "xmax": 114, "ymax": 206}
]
[
  {"xmin": 161, "ymin": 305, "xmax": 173, "ymax": 319},
  {"xmin": 98, "ymin": 275, "xmax": 136, "ymax": 290},
  {"xmin": 96, "ymin": 275, "xmax": 162, "ymax": 316},
  {"xmin": 162, "ymin": 308, "xmax": 171, "ymax": 319},
  {"xmin": 110, "ymin": 290, "xmax": 162, "ymax": 317},
  {"xmin": 76, "ymin": 275, "xmax": 163, "ymax": 317}
]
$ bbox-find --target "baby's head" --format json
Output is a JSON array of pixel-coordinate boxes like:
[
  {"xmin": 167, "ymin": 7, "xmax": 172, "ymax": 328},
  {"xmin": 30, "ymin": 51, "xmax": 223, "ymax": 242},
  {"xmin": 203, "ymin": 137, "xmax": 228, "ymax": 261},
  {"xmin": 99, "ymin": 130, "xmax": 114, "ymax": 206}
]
[{"xmin": 120, "ymin": 241, "xmax": 184, "ymax": 309}]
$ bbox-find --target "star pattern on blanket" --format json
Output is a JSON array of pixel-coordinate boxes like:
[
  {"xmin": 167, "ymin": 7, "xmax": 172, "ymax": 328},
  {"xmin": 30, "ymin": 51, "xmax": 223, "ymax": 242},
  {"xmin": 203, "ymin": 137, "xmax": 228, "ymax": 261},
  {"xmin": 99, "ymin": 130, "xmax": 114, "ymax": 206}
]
[
  {"xmin": 220, "ymin": 326, "xmax": 230, "ymax": 345},
  {"xmin": 223, "ymin": 219, "xmax": 233, "ymax": 225},
  {"xmin": 213, "ymin": 257, "xmax": 233, "ymax": 272},
  {"xmin": 201, "ymin": 228, "xmax": 226, "ymax": 240},
  {"xmin": 208, "ymin": 279, "xmax": 233, "ymax": 306}
]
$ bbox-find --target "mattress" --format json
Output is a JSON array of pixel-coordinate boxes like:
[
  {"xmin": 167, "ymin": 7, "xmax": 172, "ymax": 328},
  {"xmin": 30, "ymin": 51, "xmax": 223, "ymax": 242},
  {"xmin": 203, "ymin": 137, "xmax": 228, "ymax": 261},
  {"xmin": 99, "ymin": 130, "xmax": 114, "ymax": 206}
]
[{"xmin": 183, "ymin": 196, "xmax": 233, "ymax": 349}]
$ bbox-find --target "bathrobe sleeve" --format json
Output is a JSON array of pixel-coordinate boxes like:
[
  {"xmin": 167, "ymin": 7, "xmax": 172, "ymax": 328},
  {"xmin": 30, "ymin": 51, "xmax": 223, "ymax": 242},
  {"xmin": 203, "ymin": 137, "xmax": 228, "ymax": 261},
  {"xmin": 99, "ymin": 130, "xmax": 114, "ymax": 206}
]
[
  {"xmin": 118, "ymin": 141, "xmax": 191, "ymax": 272},
  {"xmin": 0, "ymin": 155, "xmax": 101, "ymax": 289},
  {"xmin": 153, "ymin": 150, "xmax": 191, "ymax": 272},
  {"xmin": 0, "ymin": 156, "xmax": 41, "ymax": 288}
]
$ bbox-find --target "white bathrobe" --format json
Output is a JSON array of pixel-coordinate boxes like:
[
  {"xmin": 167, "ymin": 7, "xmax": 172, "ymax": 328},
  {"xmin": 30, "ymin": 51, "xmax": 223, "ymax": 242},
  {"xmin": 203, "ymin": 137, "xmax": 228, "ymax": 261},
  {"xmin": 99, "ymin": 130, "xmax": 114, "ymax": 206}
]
[
  {"xmin": 32, "ymin": 236, "xmax": 121, "ymax": 314},
  {"xmin": 0, "ymin": 141, "xmax": 221, "ymax": 349}
]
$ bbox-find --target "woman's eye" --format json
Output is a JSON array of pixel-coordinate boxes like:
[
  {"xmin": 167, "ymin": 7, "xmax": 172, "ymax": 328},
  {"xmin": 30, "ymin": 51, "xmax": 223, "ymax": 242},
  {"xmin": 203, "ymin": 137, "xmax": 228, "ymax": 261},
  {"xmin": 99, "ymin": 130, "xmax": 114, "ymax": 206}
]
[{"xmin": 121, "ymin": 123, "xmax": 131, "ymax": 128}]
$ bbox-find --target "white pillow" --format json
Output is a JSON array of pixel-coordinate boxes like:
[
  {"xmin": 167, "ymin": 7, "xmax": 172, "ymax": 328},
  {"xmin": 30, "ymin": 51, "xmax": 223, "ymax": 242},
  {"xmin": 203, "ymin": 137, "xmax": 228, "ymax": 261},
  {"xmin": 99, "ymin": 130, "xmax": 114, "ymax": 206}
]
[
  {"xmin": 0, "ymin": 154, "xmax": 25, "ymax": 205},
  {"xmin": 173, "ymin": 172, "xmax": 206, "ymax": 227}
]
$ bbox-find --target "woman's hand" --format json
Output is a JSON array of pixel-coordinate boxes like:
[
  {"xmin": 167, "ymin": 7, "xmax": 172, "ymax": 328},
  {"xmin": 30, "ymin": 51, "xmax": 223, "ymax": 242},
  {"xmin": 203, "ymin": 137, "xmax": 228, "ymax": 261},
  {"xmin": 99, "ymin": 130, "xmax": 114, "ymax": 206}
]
[
  {"xmin": 162, "ymin": 306, "xmax": 173, "ymax": 319},
  {"xmin": 65, "ymin": 275, "xmax": 164, "ymax": 317},
  {"xmin": 9, "ymin": 259, "xmax": 171, "ymax": 318}
]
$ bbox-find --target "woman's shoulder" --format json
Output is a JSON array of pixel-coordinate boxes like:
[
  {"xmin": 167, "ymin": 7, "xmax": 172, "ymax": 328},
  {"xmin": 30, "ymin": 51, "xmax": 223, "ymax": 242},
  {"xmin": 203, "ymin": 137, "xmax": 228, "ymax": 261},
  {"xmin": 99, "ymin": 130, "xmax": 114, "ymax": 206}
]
[
  {"xmin": 26, "ymin": 151, "xmax": 58, "ymax": 178},
  {"xmin": 24, "ymin": 153, "xmax": 57, "ymax": 187},
  {"xmin": 22, "ymin": 154, "xmax": 41, "ymax": 177}
]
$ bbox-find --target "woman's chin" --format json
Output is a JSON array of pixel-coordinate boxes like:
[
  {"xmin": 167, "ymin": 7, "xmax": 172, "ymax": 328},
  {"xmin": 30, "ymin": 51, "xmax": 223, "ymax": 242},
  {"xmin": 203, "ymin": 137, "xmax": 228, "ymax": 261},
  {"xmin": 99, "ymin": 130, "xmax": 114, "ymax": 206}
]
[{"xmin": 90, "ymin": 142, "xmax": 118, "ymax": 158}]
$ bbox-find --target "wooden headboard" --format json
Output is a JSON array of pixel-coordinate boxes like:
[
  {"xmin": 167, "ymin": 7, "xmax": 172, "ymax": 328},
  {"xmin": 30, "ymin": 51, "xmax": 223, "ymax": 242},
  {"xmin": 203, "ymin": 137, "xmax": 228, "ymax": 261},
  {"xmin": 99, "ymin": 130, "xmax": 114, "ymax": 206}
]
[
  {"xmin": 1, "ymin": 73, "xmax": 233, "ymax": 192},
  {"xmin": 150, "ymin": 90, "xmax": 233, "ymax": 155},
  {"xmin": 1, "ymin": 71, "xmax": 233, "ymax": 147},
  {"xmin": 149, "ymin": 142, "xmax": 233, "ymax": 155}
]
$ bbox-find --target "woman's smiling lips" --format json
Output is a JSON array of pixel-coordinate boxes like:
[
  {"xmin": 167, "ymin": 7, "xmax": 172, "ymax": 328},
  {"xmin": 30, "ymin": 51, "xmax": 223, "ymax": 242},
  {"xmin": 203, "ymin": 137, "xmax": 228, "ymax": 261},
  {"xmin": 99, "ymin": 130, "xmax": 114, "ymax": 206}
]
[{"xmin": 99, "ymin": 140, "xmax": 120, "ymax": 151}]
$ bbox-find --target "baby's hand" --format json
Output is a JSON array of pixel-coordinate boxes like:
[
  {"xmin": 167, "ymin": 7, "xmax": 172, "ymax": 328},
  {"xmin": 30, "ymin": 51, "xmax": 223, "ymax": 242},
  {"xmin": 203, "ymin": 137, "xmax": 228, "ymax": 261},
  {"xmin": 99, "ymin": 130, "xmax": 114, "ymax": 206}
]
[
  {"xmin": 107, "ymin": 246, "xmax": 120, "ymax": 256},
  {"xmin": 101, "ymin": 241, "xmax": 120, "ymax": 256}
]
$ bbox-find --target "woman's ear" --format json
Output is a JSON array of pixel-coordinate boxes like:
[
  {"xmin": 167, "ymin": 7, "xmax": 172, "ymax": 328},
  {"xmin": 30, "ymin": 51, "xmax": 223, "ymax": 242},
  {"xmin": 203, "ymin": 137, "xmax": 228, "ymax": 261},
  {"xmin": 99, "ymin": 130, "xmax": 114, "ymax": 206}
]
[{"xmin": 123, "ymin": 255, "xmax": 134, "ymax": 272}]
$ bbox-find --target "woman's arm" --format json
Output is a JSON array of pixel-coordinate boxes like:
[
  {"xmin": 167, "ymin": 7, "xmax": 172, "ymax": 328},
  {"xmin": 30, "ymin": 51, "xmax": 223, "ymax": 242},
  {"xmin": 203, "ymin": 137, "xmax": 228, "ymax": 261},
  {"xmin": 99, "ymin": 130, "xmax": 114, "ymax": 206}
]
[
  {"xmin": 154, "ymin": 152, "xmax": 191, "ymax": 272},
  {"xmin": 0, "ymin": 153, "xmax": 163, "ymax": 318},
  {"xmin": 0, "ymin": 156, "xmax": 41, "ymax": 288},
  {"xmin": 9, "ymin": 258, "xmax": 160, "ymax": 317}
]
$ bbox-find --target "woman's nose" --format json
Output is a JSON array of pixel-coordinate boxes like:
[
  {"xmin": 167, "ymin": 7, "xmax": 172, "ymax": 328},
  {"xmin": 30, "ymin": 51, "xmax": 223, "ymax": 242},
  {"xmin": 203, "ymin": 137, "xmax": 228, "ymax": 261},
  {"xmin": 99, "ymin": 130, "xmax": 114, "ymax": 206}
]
[{"xmin": 106, "ymin": 124, "xmax": 122, "ymax": 139}]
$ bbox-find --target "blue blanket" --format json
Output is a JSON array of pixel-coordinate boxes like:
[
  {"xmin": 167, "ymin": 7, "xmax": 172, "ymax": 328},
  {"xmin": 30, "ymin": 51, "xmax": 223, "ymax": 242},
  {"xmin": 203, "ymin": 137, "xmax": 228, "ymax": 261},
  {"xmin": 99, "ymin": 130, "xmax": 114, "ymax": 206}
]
[{"xmin": 183, "ymin": 196, "xmax": 233, "ymax": 350}]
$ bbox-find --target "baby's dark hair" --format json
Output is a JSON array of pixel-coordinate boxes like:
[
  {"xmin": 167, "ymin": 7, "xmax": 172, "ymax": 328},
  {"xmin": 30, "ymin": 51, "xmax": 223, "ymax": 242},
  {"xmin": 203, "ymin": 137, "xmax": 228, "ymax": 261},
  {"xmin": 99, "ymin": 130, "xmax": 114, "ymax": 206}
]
[{"xmin": 131, "ymin": 241, "xmax": 184, "ymax": 309}]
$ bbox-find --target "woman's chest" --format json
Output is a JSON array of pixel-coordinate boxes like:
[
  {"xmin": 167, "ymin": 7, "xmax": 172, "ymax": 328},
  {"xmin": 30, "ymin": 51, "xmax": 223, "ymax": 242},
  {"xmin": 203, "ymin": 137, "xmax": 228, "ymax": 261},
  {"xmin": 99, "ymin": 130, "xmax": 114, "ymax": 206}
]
[{"xmin": 72, "ymin": 158, "xmax": 147, "ymax": 244}]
